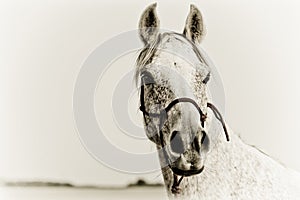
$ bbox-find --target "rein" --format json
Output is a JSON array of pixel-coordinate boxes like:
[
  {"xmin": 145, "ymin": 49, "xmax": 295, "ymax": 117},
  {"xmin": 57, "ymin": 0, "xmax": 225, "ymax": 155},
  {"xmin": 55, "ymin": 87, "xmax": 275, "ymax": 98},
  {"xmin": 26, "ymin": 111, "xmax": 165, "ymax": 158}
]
[{"xmin": 139, "ymin": 76, "xmax": 230, "ymax": 195}]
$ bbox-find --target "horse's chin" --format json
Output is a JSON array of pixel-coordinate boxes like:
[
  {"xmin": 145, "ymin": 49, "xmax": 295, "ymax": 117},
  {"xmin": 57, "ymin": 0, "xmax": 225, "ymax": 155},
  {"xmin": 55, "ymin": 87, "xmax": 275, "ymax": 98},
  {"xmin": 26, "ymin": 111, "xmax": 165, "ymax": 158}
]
[{"xmin": 171, "ymin": 166, "xmax": 204, "ymax": 177}]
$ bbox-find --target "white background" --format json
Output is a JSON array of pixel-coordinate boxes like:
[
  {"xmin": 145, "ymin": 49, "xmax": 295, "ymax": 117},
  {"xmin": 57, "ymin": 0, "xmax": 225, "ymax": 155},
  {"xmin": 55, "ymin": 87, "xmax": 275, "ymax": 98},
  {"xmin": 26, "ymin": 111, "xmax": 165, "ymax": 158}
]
[{"xmin": 1, "ymin": 0, "xmax": 300, "ymax": 186}]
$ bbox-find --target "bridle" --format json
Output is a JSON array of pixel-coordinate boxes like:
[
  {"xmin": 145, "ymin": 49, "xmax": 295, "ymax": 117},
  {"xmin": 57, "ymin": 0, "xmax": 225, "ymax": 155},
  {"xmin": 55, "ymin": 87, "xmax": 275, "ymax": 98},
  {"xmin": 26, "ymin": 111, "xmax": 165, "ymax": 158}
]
[
  {"xmin": 139, "ymin": 74, "xmax": 230, "ymax": 194},
  {"xmin": 139, "ymin": 74, "xmax": 229, "ymax": 144}
]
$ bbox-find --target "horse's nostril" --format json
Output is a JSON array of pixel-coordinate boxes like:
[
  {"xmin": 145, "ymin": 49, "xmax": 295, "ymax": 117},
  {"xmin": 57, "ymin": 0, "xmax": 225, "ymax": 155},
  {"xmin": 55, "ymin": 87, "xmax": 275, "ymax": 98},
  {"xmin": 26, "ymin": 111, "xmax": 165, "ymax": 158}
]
[
  {"xmin": 193, "ymin": 136, "xmax": 200, "ymax": 152},
  {"xmin": 201, "ymin": 131, "xmax": 206, "ymax": 144},
  {"xmin": 170, "ymin": 131, "xmax": 185, "ymax": 154}
]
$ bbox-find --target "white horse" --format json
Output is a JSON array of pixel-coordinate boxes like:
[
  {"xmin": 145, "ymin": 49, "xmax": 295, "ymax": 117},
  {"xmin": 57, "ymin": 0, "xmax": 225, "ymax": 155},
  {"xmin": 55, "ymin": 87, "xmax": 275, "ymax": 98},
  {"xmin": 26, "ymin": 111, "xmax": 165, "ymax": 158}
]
[{"xmin": 136, "ymin": 3, "xmax": 300, "ymax": 200}]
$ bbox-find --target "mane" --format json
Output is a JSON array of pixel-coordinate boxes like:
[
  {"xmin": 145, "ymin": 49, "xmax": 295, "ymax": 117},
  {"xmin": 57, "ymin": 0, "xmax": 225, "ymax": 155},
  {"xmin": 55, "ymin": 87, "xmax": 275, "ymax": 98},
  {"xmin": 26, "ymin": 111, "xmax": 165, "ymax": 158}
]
[{"xmin": 134, "ymin": 33, "xmax": 161, "ymax": 85}]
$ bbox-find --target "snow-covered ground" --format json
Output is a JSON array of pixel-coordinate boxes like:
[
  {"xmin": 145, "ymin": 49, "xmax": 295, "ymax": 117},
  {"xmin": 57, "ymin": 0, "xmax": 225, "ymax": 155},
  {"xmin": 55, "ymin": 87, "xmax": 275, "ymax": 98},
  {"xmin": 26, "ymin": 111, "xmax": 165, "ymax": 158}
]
[{"xmin": 0, "ymin": 186, "xmax": 167, "ymax": 200}]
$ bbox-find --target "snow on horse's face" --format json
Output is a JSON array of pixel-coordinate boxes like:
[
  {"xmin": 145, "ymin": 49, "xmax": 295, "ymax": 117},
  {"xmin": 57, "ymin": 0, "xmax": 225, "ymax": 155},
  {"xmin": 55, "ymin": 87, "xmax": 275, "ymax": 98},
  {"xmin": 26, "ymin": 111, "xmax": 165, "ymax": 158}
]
[{"xmin": 136, "ymin": 4, "xmax": 211, "ymax": 176}]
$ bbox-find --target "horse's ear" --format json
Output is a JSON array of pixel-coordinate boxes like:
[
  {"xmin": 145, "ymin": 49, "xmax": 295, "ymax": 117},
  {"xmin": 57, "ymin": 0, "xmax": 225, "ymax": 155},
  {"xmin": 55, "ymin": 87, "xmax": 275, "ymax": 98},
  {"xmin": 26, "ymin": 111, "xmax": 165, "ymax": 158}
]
[
  {"xmin": 183, "ymin": 5, "xmax": 206, "ymax": 44},
  {"xmin": 139, "ymin": 3, "xmax": 160, "ymax": 45}
]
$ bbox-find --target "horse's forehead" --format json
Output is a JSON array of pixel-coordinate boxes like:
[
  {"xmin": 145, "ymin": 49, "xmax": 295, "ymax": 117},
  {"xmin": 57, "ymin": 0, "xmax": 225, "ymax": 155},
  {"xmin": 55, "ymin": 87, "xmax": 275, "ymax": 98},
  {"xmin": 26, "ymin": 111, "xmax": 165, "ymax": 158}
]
[
  {"xmin": 143, "ymin": 34, "xmax": 209, "ymax": 99},
  {"xmin": 147, "ymin": 33, "xmax": 209, "ymax": 82},
  {"xmin": 155, "ymin": 33, "xmax": 201, "ymax": 66}
]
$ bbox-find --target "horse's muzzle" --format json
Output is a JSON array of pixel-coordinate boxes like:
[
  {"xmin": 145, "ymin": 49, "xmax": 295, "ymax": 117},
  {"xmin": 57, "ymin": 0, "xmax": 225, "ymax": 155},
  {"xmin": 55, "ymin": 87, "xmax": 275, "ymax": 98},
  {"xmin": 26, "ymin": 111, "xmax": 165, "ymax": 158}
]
[{"xmin": 171, "ymin": 165, "xmax": 204, "ymax": 177}]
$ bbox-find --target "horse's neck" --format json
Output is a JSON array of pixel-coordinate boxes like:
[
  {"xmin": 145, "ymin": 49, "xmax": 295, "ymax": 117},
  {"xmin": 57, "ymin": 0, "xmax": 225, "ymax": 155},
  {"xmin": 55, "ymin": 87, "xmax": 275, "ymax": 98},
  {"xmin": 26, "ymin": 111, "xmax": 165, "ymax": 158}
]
[{"xmin": 161, "ymin": 127, "xmax": 300, "ymax": 200}]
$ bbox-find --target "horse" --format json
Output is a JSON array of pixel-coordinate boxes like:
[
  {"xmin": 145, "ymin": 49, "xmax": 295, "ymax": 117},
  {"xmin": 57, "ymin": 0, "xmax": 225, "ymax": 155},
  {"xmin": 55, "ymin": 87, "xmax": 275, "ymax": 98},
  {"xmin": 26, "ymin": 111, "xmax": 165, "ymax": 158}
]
[{"xmin": 135, "ymin": 3, "xmax": 300, "ymax": 200}]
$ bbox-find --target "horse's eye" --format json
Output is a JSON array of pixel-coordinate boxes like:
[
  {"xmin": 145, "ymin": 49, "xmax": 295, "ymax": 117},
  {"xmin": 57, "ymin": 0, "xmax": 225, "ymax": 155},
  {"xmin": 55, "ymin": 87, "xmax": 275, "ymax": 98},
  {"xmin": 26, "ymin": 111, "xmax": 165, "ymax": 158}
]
[
  {"xmin": 141, "ymin": 71, "xmax": 155, "ymax": 85},
  {"xmin": 202, "ymin": 72, "xmax": 210, "ymax": 84}
]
